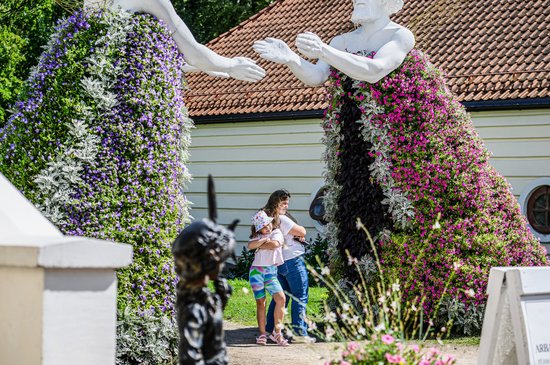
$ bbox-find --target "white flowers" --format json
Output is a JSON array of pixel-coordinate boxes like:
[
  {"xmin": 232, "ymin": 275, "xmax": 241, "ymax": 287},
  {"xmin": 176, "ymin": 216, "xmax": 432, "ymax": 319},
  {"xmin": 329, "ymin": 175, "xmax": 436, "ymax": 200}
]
[
  {"xmin": 324, "ymin": 312, "xmax": 337, "ymax": 323},
  {"xmin": 241, "ymin": 287, "xmax": 249, "ymax": 294},
  {"xmin": 374, "ymin": 323, "xmax": 386, "ymax": 332},
  {"xmin": 465, "ymin": 288, "xmax": 476, "ymax": 298},
  {"xmin": 392, "ymin": 282, "xmax": 401, "ymax": 292},
  {"xmin": 347, "ymin": 256, "xmax": 359, "ymax": 266},
  {"xmin": 325, "ymin": 326, "xmax": 335, "ymax": 341},
  {"xmin": 432, "ymin": 212, "xmax": 442, "ymax": 229},
  {"xmin": 321, "ymin": 267, "xmax": 331, "ymax": 276}
]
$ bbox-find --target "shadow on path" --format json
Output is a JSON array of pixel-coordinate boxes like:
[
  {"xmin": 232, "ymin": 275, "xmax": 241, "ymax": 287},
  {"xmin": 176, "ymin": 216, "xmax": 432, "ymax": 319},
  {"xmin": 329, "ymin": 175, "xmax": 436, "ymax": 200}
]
[{"xmin": 224, "ymin": 324, "xmax": 258, "ymax": 346}]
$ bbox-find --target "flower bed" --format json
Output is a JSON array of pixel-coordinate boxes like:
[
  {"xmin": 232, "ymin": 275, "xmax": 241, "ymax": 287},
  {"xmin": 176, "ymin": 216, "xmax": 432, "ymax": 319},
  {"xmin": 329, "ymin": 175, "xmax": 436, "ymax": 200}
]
[
  {"xmin": 322, "ymin": 50, "xmax": 548, "ymax": 334},
  {"xmin": 0, "ymin": 9, "xmax": 192, "ymax": 315}
]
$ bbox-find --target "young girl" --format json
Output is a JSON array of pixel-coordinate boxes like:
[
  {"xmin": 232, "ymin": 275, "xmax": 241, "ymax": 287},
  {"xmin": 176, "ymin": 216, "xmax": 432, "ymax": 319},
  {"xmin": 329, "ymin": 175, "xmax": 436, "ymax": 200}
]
[{"xmin": 248, "ymin": 210, "xmax": 289, "ymax": 346}]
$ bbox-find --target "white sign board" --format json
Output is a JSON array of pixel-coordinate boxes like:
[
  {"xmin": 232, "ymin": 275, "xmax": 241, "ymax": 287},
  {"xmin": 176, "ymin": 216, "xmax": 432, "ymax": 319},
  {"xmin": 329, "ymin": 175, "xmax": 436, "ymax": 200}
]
[{"xmin": 478, "ymin": 267, "xmax": 550, "ymax": 365}]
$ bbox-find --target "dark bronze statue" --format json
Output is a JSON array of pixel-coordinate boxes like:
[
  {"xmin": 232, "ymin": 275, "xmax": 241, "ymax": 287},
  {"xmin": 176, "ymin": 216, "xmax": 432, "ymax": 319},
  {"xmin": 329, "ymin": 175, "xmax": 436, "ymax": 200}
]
[{"xmin": 172, "ymin": 175, "xmax": 238, "ymax": 365}]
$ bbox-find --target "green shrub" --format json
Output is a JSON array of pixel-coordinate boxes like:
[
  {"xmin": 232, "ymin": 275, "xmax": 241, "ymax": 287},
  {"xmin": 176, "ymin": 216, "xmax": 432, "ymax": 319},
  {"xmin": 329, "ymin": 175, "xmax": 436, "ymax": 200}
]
[
  {"xmin": 0, "ymin": 27, "xmax": 27, "ymax": 122},
  {"xmin": 227, "ymin": 246, "xmax": 255, "ymax": 280},
  {"xmin": 304, "ymin": 234, "xmax": 329, "ymax": 287}
]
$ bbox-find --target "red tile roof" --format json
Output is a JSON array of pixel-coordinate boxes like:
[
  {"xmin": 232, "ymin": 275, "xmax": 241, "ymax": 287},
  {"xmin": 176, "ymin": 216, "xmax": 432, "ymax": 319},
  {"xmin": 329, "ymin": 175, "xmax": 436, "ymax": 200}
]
[{"xmin": 185, "ymin": 0, "xmax": 550, "ymax": 118}]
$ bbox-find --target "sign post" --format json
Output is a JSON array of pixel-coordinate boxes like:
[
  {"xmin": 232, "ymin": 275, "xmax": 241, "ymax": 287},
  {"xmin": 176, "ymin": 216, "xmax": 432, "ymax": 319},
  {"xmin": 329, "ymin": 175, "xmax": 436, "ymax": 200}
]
[{"xmin": 478, "ymin": 267, "xmax": 550, "ymax": 365}]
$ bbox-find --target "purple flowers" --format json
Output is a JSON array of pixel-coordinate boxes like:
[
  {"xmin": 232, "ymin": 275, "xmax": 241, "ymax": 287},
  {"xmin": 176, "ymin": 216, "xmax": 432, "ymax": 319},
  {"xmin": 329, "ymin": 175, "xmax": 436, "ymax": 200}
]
[{"xmin": 0, "ymin": 10, "xmax": 192, "ymax": 315}]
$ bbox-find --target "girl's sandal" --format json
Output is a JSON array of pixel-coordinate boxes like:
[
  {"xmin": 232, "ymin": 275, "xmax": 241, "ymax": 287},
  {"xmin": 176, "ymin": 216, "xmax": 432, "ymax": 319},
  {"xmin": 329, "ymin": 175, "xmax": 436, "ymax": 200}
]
[
  {"xmin": 256, "ymin": 333, "xmax": 268, "ymax": 346},
  {"xmin": 269, "ymin": 331, "xmax": 289, "ymax": 347}
]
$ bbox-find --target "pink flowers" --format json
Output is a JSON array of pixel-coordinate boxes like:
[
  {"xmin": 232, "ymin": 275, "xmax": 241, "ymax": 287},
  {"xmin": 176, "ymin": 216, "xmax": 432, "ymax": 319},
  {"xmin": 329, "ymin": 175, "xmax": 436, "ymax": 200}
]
[
  {"xmin": 328, "ymin": 333, "xmax": 457, "ymax": 364},
  {"xmin": 347, "ymin": 341, "xmax": 360, "ymax": 352},
  {"xmin": 323, "ymin": 49, "xmax": 548, "ymax": 333},
  {"xmin": 386, "ymin": 353, "xmax": 405, "ymax": 363}
]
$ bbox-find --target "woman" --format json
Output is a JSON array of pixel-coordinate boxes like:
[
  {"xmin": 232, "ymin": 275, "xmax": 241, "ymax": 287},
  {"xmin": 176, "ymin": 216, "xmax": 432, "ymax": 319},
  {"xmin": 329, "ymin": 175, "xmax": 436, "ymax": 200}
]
[{"xmin": 263, "ymin": 189, "xmax": 315, "ymax": 343}]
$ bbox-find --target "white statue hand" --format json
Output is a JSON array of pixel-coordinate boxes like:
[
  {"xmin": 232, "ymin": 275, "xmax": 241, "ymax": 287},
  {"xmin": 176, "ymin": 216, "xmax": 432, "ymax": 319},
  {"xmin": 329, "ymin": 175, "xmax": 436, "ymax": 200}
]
[
  {"xmin": 228, "ymin": 57, "xmax": 266, "ymax": 82},
  {"xmin": 295, "ymin": 32, "xmax": 326, "ymax": 59},
  {"xmin": 253, "ymin": 38, "xmax": 300, "ymax": 65}
]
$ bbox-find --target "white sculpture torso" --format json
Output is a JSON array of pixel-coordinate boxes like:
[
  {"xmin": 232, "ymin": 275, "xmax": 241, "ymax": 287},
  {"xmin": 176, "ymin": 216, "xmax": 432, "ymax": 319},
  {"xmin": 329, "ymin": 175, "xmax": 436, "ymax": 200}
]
[{"xmin": 253, "ymin": 0, "xmax": 414, "ymax": 85}]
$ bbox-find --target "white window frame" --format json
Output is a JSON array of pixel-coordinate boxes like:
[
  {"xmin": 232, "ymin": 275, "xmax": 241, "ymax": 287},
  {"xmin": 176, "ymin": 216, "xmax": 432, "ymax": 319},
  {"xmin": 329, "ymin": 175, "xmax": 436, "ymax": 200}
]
[{"xmin": 519, "ymin": 177, "xmax": 550, "ymax": 243}]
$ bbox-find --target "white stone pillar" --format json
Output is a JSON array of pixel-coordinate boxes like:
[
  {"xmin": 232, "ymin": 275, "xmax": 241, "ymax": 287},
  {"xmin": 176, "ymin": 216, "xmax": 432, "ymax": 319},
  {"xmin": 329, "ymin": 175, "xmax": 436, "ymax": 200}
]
[{"xmin": 0, "ymin": 173, "xmax": 133, "ymax": 365}]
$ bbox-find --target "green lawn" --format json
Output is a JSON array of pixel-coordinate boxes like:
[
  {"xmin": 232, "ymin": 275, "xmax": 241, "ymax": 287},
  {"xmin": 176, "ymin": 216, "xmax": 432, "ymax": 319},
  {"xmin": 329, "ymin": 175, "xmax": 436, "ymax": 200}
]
[{"xmin": 223, "ymin": 279, "xmax": 328, "ymax": 327}]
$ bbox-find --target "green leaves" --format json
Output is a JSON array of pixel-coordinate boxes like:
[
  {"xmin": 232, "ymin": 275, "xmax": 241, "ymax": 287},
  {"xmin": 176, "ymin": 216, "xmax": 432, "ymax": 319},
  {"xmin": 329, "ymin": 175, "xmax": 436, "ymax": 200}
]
[
  {"xmin": 0, "ymin": 0, "xmax": 62, "ymax": 125},
  {"xmin": 0, "ymin": 27, "xmax": 26, "ymax": 121},
  {"xmin": 172, "ymin": 0, "xmax": 273, "ymax": 43}
]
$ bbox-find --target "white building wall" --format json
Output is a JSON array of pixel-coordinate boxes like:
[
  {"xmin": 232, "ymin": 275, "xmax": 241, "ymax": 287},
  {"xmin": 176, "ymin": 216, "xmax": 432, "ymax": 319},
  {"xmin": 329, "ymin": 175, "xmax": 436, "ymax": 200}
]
[
  {"xmin": 472, "ymin": 109, "xmax": 550, "ymax": 199},
  {"xmin": 186, "ymin": 109, "xmax": 550, "ymax": 252},
  {"xmin": 186, "ymin": 119, "xmax": 325, "ymax": 254}
]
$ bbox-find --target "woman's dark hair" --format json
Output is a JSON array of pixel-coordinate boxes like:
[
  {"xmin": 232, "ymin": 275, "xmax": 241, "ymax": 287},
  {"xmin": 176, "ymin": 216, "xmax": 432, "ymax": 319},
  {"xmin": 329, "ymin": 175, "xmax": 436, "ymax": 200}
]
[{"xmin": 263, "ymin": 189, "xmax": 291, "ymax": 228}]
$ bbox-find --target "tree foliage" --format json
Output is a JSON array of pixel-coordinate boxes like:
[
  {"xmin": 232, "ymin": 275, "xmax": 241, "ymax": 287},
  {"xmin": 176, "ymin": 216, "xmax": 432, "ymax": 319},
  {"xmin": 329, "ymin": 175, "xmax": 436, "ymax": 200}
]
[
  {"xmin": 0, "ymin": 0, "xmax": 65, "ymax": 125},
  {"xmin": 172, "ymin": 0, "xmax": 273, "ymax": 43}
]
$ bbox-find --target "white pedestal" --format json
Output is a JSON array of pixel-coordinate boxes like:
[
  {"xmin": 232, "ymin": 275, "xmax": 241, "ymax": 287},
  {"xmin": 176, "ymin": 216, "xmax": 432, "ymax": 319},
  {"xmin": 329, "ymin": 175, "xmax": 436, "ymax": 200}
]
[{"xmin": 0, "ymin": 173, "xmax": 133, "ymax": 365}]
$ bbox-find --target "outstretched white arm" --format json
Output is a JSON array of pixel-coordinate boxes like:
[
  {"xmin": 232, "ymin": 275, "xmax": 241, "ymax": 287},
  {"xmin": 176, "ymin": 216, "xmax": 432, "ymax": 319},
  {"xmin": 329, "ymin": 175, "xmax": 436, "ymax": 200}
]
[
  {"xmin": 87, "ymin": 0, "xmax": 265, "ymax": 82},
  {"xmin": 253, "ymin": 38, "xmax": 330, "ymax": 86},
  {"xmin": 182, "ymin": 64, "xmax": 230, "ymax": 78},
  {"xmin": 295, "ymin": 29, "xmax": 414, "ymax": 83}
]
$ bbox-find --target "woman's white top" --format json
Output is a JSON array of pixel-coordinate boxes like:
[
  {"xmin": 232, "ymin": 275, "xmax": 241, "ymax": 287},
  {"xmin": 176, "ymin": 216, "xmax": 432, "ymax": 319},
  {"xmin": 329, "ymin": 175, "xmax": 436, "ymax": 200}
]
[{"xmin": 279, "ymin": 215, "xmax": 305, "ymax": 260}]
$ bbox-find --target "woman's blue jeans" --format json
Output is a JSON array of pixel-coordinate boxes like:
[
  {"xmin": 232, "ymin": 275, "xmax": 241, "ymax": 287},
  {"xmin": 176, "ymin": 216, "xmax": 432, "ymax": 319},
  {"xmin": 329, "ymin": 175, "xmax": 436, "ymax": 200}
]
[{"xmin": 266, "ymin": 255, "xmax": 309, "ymax": 336}]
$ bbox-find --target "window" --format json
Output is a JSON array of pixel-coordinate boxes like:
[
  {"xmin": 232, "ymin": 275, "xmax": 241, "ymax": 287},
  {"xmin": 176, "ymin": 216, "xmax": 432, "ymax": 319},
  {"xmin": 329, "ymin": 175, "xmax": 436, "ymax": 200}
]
[
  {"xmin": 527, "ymin": 185, "xmax": 550, "ymax": 234},
  {"xmin": 519, "ymin": 178, "xmax": 550, "ymax": 243}
]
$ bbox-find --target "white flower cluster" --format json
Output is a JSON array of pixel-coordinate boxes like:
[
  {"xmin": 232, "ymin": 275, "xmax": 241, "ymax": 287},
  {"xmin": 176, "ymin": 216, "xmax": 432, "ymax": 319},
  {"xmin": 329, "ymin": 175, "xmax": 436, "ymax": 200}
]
[
  {"xmin": 321, "ymin": 106, "xmax": 344, "ymax": 261},
  {"xmin": 174, "ymin": 103, "xmax": 194, "ymax": 227},
  {"xmin": 34, "ymin": 10, "xmax": 132, "ymax": 224},
  {"xmin": 353, "ymin": 79, "xmax": 415, "ymax": 229}
]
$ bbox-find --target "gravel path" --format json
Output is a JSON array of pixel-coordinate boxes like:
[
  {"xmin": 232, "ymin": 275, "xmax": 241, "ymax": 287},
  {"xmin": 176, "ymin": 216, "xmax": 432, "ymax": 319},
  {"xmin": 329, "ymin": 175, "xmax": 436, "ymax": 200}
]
[{"xmin": 224, "ymin": 322, "xmax": 479, "ymax": 365}]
